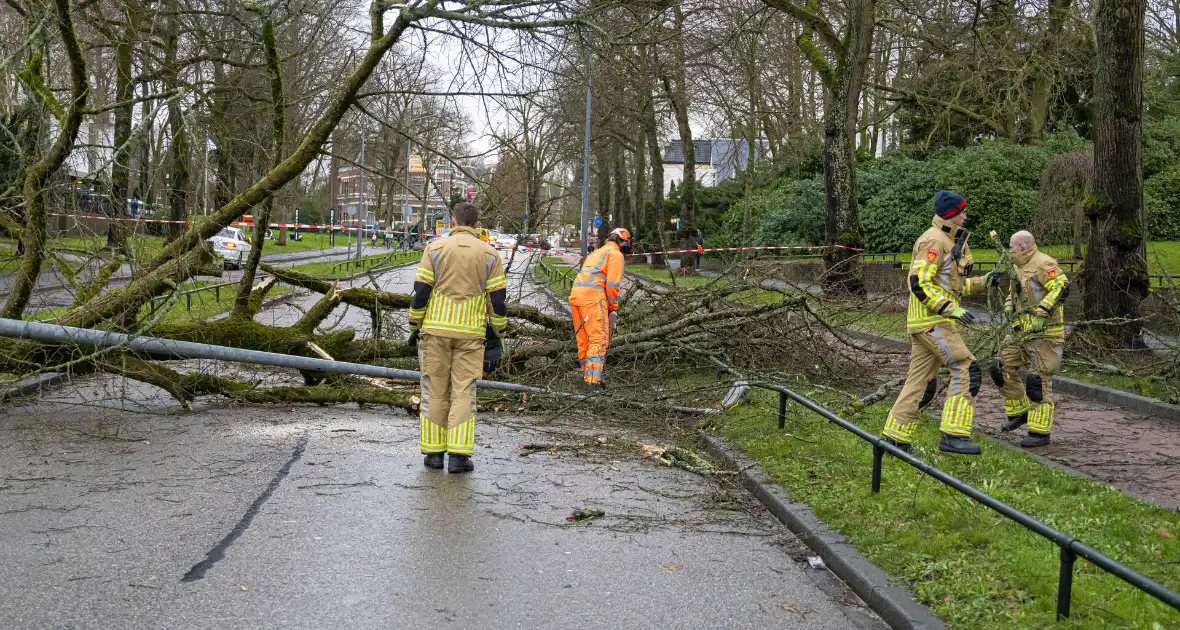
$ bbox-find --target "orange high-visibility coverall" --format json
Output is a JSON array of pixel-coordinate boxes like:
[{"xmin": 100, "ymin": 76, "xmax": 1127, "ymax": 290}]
[{"xmin": 568, "ymin": 241, "xmax": 624, "ymax": 385}]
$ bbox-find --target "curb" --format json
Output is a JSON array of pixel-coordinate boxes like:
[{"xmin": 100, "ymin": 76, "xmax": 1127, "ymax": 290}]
[
  {"xmin": 847, "ymin": 329, "xmax": 1180, "ymax": 421},
  {"xmin": 1053, "ymin": 376, "xmax": 1180, "ymax": 421},
  {"xmin": 702, "ymin": 434, "xmax": 947, "ymax": 630}
]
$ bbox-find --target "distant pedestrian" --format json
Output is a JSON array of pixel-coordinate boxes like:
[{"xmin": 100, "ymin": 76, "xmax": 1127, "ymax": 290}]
[
  {"xmin": 407, "ymin": 203, "xmax": 508, "ymax": 473},
  {"xmin": 689, "ymin": 229, "xmax": 704, "ymax": 270}
]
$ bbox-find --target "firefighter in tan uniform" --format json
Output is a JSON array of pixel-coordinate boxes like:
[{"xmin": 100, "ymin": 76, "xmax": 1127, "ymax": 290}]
[
  {"xmin": 407, "ymin": 203, "xmax": 508, "ymax": 473},
  {"xmin": 882, "ymin": 191, "xmax": 1000, "ymax": 455},
  {"xmin": 990, "ymin": 231, "xmax": 1068, "ymax": 448}
]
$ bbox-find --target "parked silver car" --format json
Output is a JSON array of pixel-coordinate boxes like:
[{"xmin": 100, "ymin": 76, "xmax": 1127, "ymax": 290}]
[{"xmin": 208, "ymin": 227, "xmax": 251, "ymax": 269}]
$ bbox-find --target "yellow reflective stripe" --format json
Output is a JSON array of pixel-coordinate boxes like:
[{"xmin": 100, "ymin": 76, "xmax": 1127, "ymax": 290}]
[
  {"xmin": 447, "ymin": 417, "xmax": 476, "ymax": 454},
  {"xmin": 489, "ymin": 314, "xmax": 507, "ymax": 328},
  {"xmin": 485, "ymin": 274, "xmax": 507, "ymax": 291},
  {"xmin": 918, "ymin": 262, "xmax": 954, "ymax": 311},
  {"xmin": 423, "ymin": 323, "xmax": 484, "ymax": 335},
  {"xmin": 420, "ymin": 415, "xmax": 446, "ymax": 453},
  {"xmin": 1038, "ymin": 275, "xmax": 1065, "ymax": 309},
  {"xmin": 415, "ymin": 267, "xmax": 435, "ymax": 282},
  {"xmin": 883, "ymin": 413, "xmax": 918, "ymax": 443},
  {"xmin": 424, "ymin": 293, "xmax": 487, "ymax": 334}
]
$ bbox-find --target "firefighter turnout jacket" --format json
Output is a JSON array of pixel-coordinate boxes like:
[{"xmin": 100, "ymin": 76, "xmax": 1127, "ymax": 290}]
[
  {"xmin": 1006, "ymin": 247, "xmax": 1068, "ymax": 339},
  {"xmin": 906, "ymin": 216, "xmax": 985, "ymax": 333},
  {"xmin": 409, "ymin": 226, "xmax": 508, "ymax": 337}
]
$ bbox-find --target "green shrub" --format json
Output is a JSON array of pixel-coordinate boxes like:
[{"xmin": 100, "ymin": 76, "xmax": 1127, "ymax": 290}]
[
  {"xmin": 934, "ymin": 142, "xmax": 1049, "ymax": 243},
  {"xmin": 1143, "ymin": 117, "xmax": 1180, "ymax": 178},
  {"xmin": 1146, "ymin": 166, "xmax": 1180, "ymax": 240},
  {"xmin": 860, "ymin": 156, "xmax": 939, "ymax": 252}
]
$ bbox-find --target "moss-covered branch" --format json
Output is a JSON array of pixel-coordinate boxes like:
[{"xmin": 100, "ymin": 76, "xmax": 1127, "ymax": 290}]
[
  {"xmin": 2, "ymin": 0, "xmax": 89, "ymax": 319},
  {"xmin": 145, "ymin": 4, "xmax": 424, "ymax": 273},
  {"xmin": 233, "ymin": 9, "xmax": 286, "ymax": 318}
]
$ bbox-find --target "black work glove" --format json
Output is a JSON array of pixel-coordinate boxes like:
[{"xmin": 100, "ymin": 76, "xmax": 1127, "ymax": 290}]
[
  {"xmin": 407, "ymin": 329, "xmax": 420, "ymax": 353},
  {"xmin": 947, "ymin": 307, "xmax": 978, "ymax": 325},
  {"xmin": 985, "ymin": 268, "xmax": 1002, "ymax": 288},
  {"xmin": 483, "ymin": 325, "xmax": 502, "ymax": 373}
]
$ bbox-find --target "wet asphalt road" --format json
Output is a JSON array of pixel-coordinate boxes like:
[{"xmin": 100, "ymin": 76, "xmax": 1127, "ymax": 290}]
[
  {"xmin": 3, "ymin": 245, "xmax": 368, "ymax": 312},
  {"xmin": 0, "ymin": 249, "xmax": 888, "ymax": 629},
  {"xmin": 0, "ymin": 389, "xmax": 885, "ymax": 629}
]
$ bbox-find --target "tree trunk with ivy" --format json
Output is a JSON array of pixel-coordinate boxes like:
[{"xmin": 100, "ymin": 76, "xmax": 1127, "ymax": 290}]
[
  {"xmin": 1083, "ymin": 0, "xmax": 1149, "ymax": 347},
  {"xmin": 107, "ymin": 2, "xmax": 140, "ymax": 254},
  {"xmin": 2, "ymin": 0, "xmax": 89, "ymax": 319},
  {"xmin": 765, "ymin": 0, "xmax": 873, "ymax": 294}
]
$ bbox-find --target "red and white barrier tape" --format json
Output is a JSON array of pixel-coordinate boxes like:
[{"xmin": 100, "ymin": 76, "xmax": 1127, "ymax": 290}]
[
  {"xmin": 48, "ymin": 214, "xmax": 864, "ymax": 255},
  {"xmin": 48, "ymin": 212, "xmax": 437, "ymax": 234},
  {"xmin": 550, "ymin": 244, "xmax": 863, "ymax": 259}
]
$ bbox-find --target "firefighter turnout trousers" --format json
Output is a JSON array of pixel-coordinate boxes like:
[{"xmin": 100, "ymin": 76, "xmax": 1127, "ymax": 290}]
[
  {"xmin": 570, "ymin": 298, "xmax": 610, "ymax": 385},
  {"xmin": 999, "ymin": 338, "xmax": 1063, "ymax": 435},
  {"xmin": 884, "ymin": 323, "xmax": 981, "ymax": 443},
  {"xmin": 418, "ymin": 333, "xmax": 485, "ymax": 455}
]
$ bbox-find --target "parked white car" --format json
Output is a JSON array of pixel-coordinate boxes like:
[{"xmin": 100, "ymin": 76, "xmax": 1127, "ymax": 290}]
[
  {"xmin": 208, "ymin": 227, "xmax": 251, "ymax": 270},
  {"xmin": 493, "ymin": 233, "xmax": 517, "ymax": 250}
]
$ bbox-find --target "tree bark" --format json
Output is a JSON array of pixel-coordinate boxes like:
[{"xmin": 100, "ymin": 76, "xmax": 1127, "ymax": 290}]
[
  {"xmin": 643, "ymin": 87, "xmax": 664, "ymax": 233},
  {"xmin": 163, "ymin": 0, "xmax": 188, "ymax": 244},
  {"xmin": 2, "ymin": 0, "xmax": 89, "ymax": 318},
  {"xmin": 1028, "ymin": 0, "xmax": 1073, "ymax": 142},
  {"xmin": 633, "ymin": 125, "xmax": 647, "ymax": 236},
  {"xmin": 1084, "ymin": 0, "xmax": 1149, "ymax": 347},
  {"xmin": 233, "ymin": 12, "xmax": 286, "ymax": 319},
  {"xmin": 106, "ymin": 4, "xmax": 139, "ymax": 254},
  {"xmin": 663, "ymin": 1, "xmax": 696, "ymax": 226}
]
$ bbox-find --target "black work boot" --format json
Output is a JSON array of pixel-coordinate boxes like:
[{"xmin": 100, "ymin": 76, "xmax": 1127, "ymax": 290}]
[
  {"xmin": 1001, "ymin": 412, "xmax": 1028, "ymax": 432},
  {"xmin": 939, "ymin": 433, "xmax": 982, "ymax": 455},
  {"xmin": 448, "ymin": 454, "xmax": 474, "ymax": 474},
  {"xmin": 423, "ymin": 453, "xmax": 444, "ymax": 469},
  {"xmin": 1021, "ymin": 432, "xmax": 1050, "ymax": 448},
  {"xmin": 883, "ymin": 437, "xmax": 913, "ymax": 455}
]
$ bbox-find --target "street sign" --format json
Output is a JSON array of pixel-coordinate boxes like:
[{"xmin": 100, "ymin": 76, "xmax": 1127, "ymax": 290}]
[
  {"xmin": 593, "ymin": 216, "xmax": 602, "ymax": 227},
  {"xmin": 346, "ymin": 205, "xmax": 358, "ymax": 216},
  {"xmin": 435, "ymin": 219, "xmax": 445, "ymax": 234}
]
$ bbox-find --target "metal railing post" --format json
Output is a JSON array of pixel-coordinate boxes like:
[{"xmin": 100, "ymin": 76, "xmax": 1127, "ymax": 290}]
[
  {"xmin": 215, "ymin": 285, "xmax": 220, "ymax": 301},
  {"xmin": 186, "ymin": 293, "xmax": 192, "ymax": 312},
  {"xmin": 871, "ymin": 444, "xmax": 883, "ymax": 494},
  {"xmin": 778, "ymin": 391, "xmax": 787, "ymax": 429},
  {"xmin": 1057, "ymin": 546, "xmax": 1076, "ymax": 619}
]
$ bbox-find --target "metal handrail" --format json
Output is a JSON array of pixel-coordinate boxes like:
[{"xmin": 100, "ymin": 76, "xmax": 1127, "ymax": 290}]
[
  {"xmin": 537, "ymin": 258, "xmax": 574, "ymax": 291},
  {"xmin": 711, "ymin": 358, "xmax": 1180, "ymax": 620}
]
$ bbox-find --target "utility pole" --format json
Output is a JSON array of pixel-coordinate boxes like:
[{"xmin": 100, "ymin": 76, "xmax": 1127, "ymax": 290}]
[{"xmin": 580, "ymin": 40, "xmax": 593, "ymax": 256}]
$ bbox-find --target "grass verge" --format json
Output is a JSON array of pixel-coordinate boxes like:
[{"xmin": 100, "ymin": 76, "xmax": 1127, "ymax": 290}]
[
  {"xmin": 713, "ymin": 385, "xmax": 1180, "ymax": 628},
  {"xmin": 286, "ymin": 250, "xmax": 421, "ymax": 278},
  {"xmin": 536, "ymin": 260, "xmax": 574, "ymax": 298}
]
